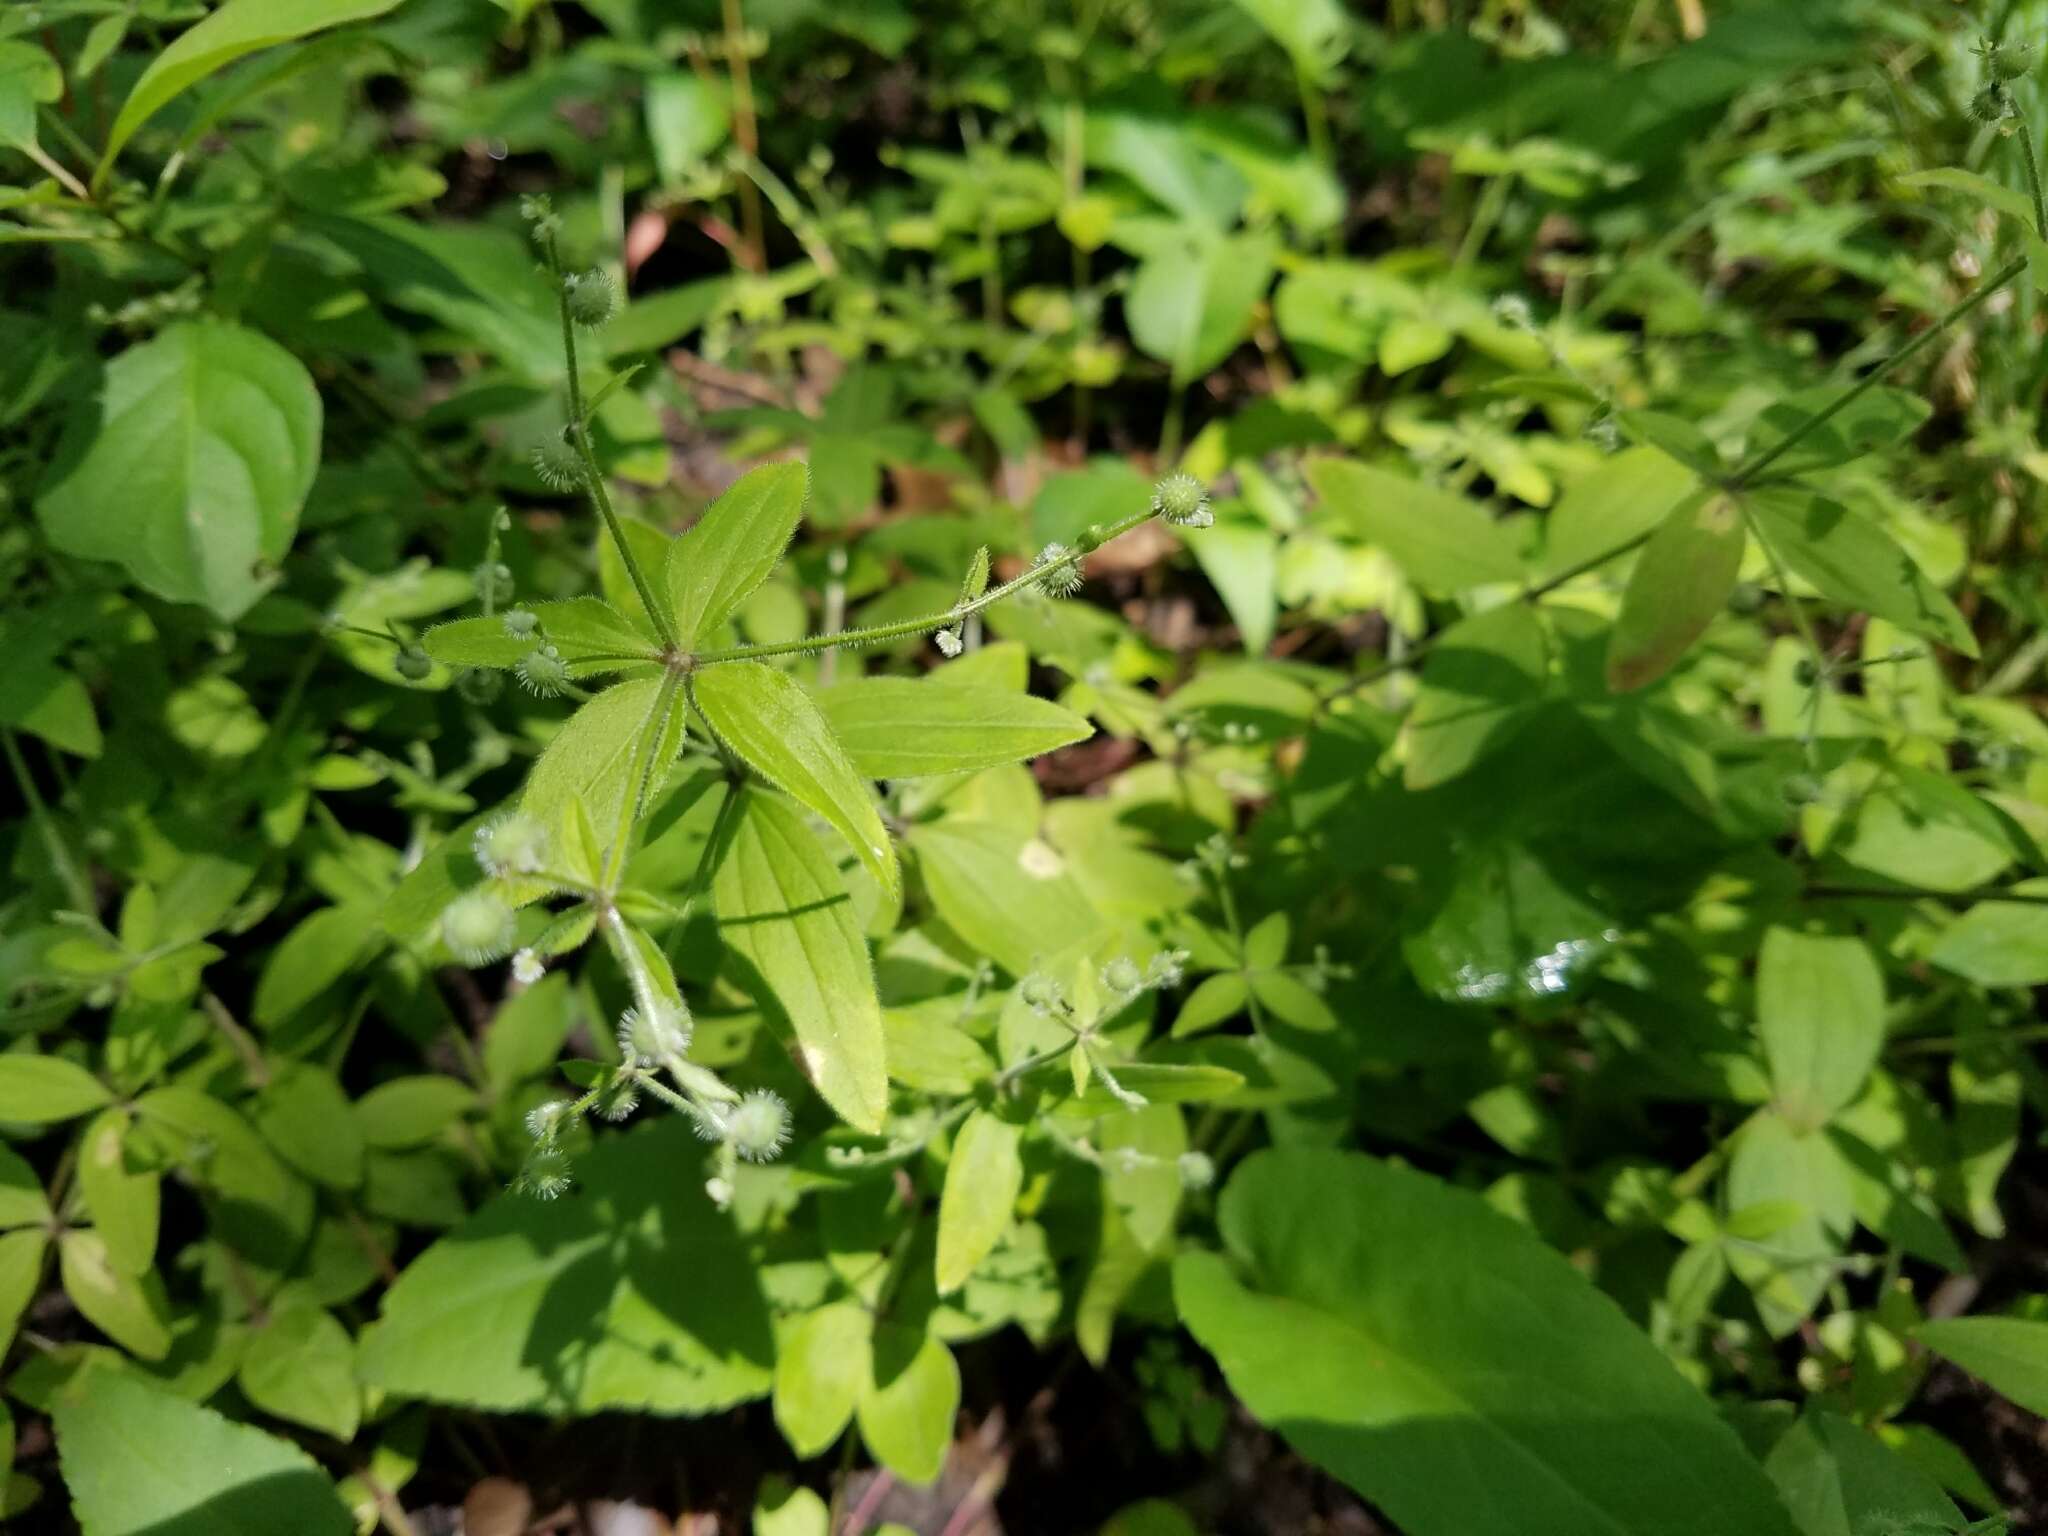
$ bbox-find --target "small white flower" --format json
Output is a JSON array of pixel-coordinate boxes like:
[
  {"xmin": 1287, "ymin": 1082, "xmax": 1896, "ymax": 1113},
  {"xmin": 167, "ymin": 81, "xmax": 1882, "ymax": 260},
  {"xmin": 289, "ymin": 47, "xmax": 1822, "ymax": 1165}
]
[{"xmin": 511, "ymin": 948, "xmax": 545, "ymax": 985}]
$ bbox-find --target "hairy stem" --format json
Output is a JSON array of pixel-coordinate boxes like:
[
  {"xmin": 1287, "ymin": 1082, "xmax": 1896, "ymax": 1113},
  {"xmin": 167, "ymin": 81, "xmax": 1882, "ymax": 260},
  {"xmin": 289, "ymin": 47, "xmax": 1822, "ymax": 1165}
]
[{"xmin": 542, "ymin": 231, "xmax": 679, "ymax": 652}]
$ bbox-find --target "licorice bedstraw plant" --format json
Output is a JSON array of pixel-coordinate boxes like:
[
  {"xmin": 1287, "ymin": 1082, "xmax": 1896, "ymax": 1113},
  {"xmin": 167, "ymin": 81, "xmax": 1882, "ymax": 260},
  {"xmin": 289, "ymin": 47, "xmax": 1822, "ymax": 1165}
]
[{"xmin": 416, "ymin": 196, "xmax": 1213, "ymax": 1205}]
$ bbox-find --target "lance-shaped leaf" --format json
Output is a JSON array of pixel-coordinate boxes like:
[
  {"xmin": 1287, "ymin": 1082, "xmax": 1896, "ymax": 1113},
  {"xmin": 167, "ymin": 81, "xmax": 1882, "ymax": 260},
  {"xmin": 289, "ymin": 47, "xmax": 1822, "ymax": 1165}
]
[
  {"xmin": 1176, "ymin": 1149, "xmax": 1802, "ymax": 1536},
  {"xmin": 521, "ymin": 674, "xmax": 685, "ymax": 852},
  {"xmin": 424, "ymin": 597, "xmax": 662, "ymax": 673},
  {"xmin": 1605, "ymin": 488, "xmax": 1744, "ymax": 692},
  {"xmin": 98, "ymin": 0, "xmax": 403, "ymax": 183},
  {"xmin": 935, "ymin": 1111, "xmax": 1024, "ymax": 1294},
  {"xmin": 1745, "ymin": 487, "xmax": 1977, "ymax": 657},
  {"xmin": 815, "ymin": 677, "xmax": 1091, "ymax": 778},
  {"xmin": 666, "ymin": 462, "xmax": 809, "ymax": 648},
  {"xmin": 1756, "ymin": 926, "xmax": 1884, "ymax": 1132},
  {"xmin": 713, "ymin": 788, "xmax": 889, "ymax": 1132},
  {"xmin": 1307, "ymin": 459, "xmax": 1521, "ymax": 594},
  {"xmin": 693, "ymin": 662, "xmax": 898, "ymax": 898}
]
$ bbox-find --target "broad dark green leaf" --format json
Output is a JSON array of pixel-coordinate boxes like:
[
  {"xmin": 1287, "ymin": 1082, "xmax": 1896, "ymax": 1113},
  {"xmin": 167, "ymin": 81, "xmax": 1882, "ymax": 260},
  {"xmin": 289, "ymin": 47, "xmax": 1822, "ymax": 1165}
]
[
  {"xmin": 1746, "ymin": 488, "xmax": 1977, "ymax": 657},
  {"xmin": 713, "ymin": 788, "xmax": 889, "ymax": 1132},
  {"xmin": 1762, "ymin": 1409, "xmax": 1960, "ymax": 1536},
  {"xmin": 666, "ymin": 463, "xmax": 809, "ymax": 649},
  {"xmin": 815, "ymin": 677, "xmax": 1091, "ymax": 778},
  {"xmin": 1917, "ymin": 1316, "xmax": 2048, "ymax": 1418},
  {"xmin": 253, "ymin": 1065, "xmax": 364, "ymax": 1191},
  {"xmin": 856, "ymin": 1326, "xmax": 958, "ymax": 1485},
  {"xmin": 936, "ymin": 1111, "xmax": 1023, "ymax": 1294},
  {"xmin": 1402, "ymin": 602, "xmax": 1549, "ymax": 790},
  {"xmin": 1539, "ymin": 448, "xmax": 1698, "ymax": 582},
  {"xmin": 252, "ymin": 904, "xmax": 379, "ymax": 1027},
  {"xmin": 1306, "ymin": 459, "xmax": 1522, "ymax": 594},
  {"xmin": 53, "ymin": 1368, "xmax": 352, "ymax": 1536},
  {"xmin": 772, "ymin": 1302, "xmax": 870, "ymax": 1457},
  {"xmin": 99, "ymin": 0, "xmax": 403, "ymax": 181},
  {"xmin": 136, "ymin": 1086, "xmax": 313, "ymax": 1286},
  {"xmin": 359, "ymin": 1117, "xmax": 772, "ymax": 1413},
  {"xmin": 1756, "ymin": 927, "xmax": 1883, "ymax": 1132},
  {"xmin": 1743, "ymin": 386, "xmax": 1930, "ymax": 481},
  {"xmin": 693, "ymin": 662, "xmax": 898, "ymax": 898},
  {"xmin": 36, "ymin": 323, "xmax": 323, "ymax": 620},
  {"xmin": 1605, "ymin": 489, "xmax": 1743, "ymax": 691},
  {"xmin": 1176, "ymin": 1149, "xmax": 1801, "ymax": 1536}
]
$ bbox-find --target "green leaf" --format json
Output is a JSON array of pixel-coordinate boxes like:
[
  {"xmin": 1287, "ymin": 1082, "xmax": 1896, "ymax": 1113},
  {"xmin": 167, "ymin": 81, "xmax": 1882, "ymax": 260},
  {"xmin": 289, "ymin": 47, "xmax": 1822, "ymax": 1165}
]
[
  {"xmin": 1186, "ymin": 516, "xmax": 1280, "ymax": 656},
  {"xmin": 694, "ymin": 662, "xmax": 898, "ymax": 898},
  {"xmin": 856, "ymin": 1326, "xmax": 959, "ymax": 1485},
  {"xmin": 772, "ymin": 1301, "xmax": 871, "ymax": 1457},
  {"xmin": 666, "ymin": 463, "xmax": 809, "ymax": 649},
  {"xmin": 1726, "ymin": 1108, "xmax": 1852, "ymax": 1337},
  {"xmin": 1929, "ymin": 881, "xmax": 2048, "ymax": 987},
  {"xmin": 1175, "ymin": 1149, "xmax": 1801, "ymax": 1536},
  {"xmin": 1763, "ymin": 1409, "xmax": 1960, "ymax": 1536},
  {"xmin": 0, "ymin": 42, "xmax": 60, "ymax": 151},
  {"xmin": 1605, "ymin": 489, "xmax": 1744, "ymax": 692},
  {"xmin": 713, "ymin": 789, "xmax": 889, "ymax": 1132},
  {"xmin": 1052, "ymin": 1061, "xmax": 1246, "ymax": 1113},
  {"xmin": 98, "ymin": 0, "xmax": 404, "ymax": 184},
  {"xmin": 35, "ymin": 322, "xmax": 323, "ymax": 620},
  {"xmin": 239, "ymin": 1302, "xmax": 360, "ymax": 1441},
  {"xmin": 1402, "ymin": 602, "xmax": 1550, "ymax": 790},
  {"xmin": 936, "ymin": 1110, "xmax": 1024, "ymax": 1294},
  {"xmin": 0, "ymin": 1144, "xmax": 51, "ymax": 1229},
  {"xmin": 53, "ymin": 1368, "xmax": 352, "ymax": 1536},
  {"xmin": 645, "ymin": 71, "xmax": 731, "ymax": 185},
  {"xmin": 909, "ymin": 821, "xmax": 1100, "ymax": 978},
  {"xmin": 521, "ymin": 675, "xmax": 685, "ymax": 854},
  {"xmin": 1126, "ymin": 231, "xmax": 1276, "ymax": 385},
  {"xmin": 359, "ymin": 1118, "xmax": 772, "ymax": 1413},
  {"xmin": 1746, "ymin": 487, "xmax": 1977, "ymax": 657},
  {"xmin": 354, "ymin": 1075, "xmax": 473, "ymax": 1150},
  {"xmin": 252, "ymin": 904, "xmax": 379, "ymax": 1027},
  {"xmin": 1743, "ymin": 385, "xmax": 1931, "ymax": 481},
  {"xmin": 253, "ymin": 1065, "xmax": 364, "ymax": 1191},
  {"xmin": 1306, "ymin": 459, "xmax": 1522, "ymax": 594},
  {"xmin": 59, "ymin": 1231, "xmax": 171, "ymax": 1361},
  {"xmin": 136, "ymin": 1086, "xmax": 313, "ymax": 1286},
  {"xmin": 0, "ymin": 1054, "xmax": 111, "ymax": 1124},
  {"xmin": 0, "ymin": 1230, "xmax": 46, "ymax": 1358},
  {"xmin": 815, "ymin": 677, "xmax": 1092, "ymax": 778},
  {"xmin": 424, "ymin": 598, "xmax": 661, "ymax": 673},
  {"xmin": 1230, "ymin": 0, "xmax": 1349, "ymax": 79},
  {"xmin": 1756, "ymin": 927, "xmax": 1883, "ymax": 1132},
  {"xmin": 76, "ymin": 1111, "xmax": 158, "ymax": 1277},
  {"xmin": 1539, "ymin": 448, "xmax": 1698, "ymax": 583},
  {"xmin": 1917, "ymin": 1316, "xmax": 2048, "ymax": 1418}
]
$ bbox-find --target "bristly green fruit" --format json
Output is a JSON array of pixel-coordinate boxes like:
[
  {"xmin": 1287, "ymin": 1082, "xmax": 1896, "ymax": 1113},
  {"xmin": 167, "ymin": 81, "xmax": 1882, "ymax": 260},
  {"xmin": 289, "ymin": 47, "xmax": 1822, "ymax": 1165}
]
[
  {"xmin": 564, "ymin": 269, "xmax": 620, "ymax": 328},
  {"xmin": 440, "ymin": 890, "xmax": 516, "ymax": 963}
]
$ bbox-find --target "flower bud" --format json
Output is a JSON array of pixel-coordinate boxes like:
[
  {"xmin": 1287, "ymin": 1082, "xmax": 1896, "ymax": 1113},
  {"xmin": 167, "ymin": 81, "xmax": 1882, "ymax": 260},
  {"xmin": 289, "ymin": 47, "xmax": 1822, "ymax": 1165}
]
[
  {"xmin": 1177, "ymin": 1151, "xmax": 1215, "ymax": 1190},
  {"xmin": 617, "ymin": 1002, "xmax": 691, "ymax": 1065},
  {"xmin": 441, "ymin": 889, "xmax": 516, "ymax": 964},
  {"xmin": 1032, "ymin": 542, "xmax": 1083, "ymax": 597},
  {"xmin": 455, "ymin": 666, "xmax": 504, "ymax": 705},
  {"xmin": 1781, "ymin": 773, "xmax": 1824, "ymax": 807},
  {"xmin": 474, "ymin": 811, "xmax": 549, "ymax": 877},
  {"xmin": 517, "ymin": 644, "xmax": 571, "ymax": 696},
  {"xmin": 725, "ymin": 1090, "xmax": 791, "ymax": 1162},
  {"xmin": 564, "ymin": 268, "xmax": 620, "ymax": 328},
  {"xmin": 1152, "ymin": 473, "xmax": 1213, "ymax": 529},
  {"xmin": 394, "ymin": 646, "xmax": 433, "ymax": 681},
  {"xmin": 1101, "ymin": 956, "xmax": 1144, "ymax": 995},
  {"xmin": 502, "ymin": 607, "xmax": 539, "ymax": 640},
  {"xmin": 935, "ymin": 628, "xmax": 963, "ymax": 657},
  {"xmin": 531, "ymin": 439, "xmax": 586, "ymax": 491},
  {"xmin": 511, "ymin": 948, "xmax": 545, "ymax": 985}
]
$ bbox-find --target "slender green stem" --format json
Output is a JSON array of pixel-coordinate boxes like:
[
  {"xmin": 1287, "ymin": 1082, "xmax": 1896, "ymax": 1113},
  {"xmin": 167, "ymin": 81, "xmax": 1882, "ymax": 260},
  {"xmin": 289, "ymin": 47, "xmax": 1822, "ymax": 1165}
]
[
  {"xmin": 2018, "ymin": 117, "xmax": 2047, "ymax": 237},
  {"xmin": 1803, "ymin": 881, "xmax": 2048, "ymax": 908},
  {"xmin": 542, "ymin": 231, "xmax": 679, "ymax": 653},
  {"xmin": 1727, "ymin": 253, "xmax": 2026, "ymax": 490},
  {"xmin": 3, "ymin": 730, "xmax": 97, "ymax": 919},
  {"xmin": 693, "ymin": 505, "xmax": 1157, "ymax": 664}
]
